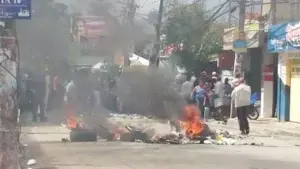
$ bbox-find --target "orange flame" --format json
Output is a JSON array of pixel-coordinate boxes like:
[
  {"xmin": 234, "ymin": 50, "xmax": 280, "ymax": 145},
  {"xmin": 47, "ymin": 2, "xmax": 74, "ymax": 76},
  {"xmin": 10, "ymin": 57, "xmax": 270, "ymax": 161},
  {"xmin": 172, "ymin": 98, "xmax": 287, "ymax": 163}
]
[
  {"xmin": 178, "ymin": 105, "xmax": 204, "ymax": 139},
  {"xmin": 65, "ymin": 103, "xmax": 78, "ymax": 129}
]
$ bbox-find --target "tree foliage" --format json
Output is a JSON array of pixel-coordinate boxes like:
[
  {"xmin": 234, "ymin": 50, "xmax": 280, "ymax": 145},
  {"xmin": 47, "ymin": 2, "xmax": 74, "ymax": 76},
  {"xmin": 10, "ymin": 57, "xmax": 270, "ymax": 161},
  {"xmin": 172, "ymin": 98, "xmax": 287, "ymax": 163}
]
[{"xmin": 163, "ymin": 3, "xmax": 222, "ymax": 72}]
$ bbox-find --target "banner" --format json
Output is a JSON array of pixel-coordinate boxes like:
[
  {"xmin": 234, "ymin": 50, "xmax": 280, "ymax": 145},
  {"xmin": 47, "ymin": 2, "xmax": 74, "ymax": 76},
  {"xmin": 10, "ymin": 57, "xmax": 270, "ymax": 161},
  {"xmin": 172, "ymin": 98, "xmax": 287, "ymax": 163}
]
[
  {"xmin": 0, "ymin": 0, "xmax": 31, "ymax": 19},
  {"xmin": 223, "ymin": 20, "xmax": 260, "ymax": 50},
  {"xmin": 268, "ymin": 21, "xmax": 300, "ymax": 53},
  {"xmin": 76, "ymin": 16, "xmax": 107, "ymax": 39}
]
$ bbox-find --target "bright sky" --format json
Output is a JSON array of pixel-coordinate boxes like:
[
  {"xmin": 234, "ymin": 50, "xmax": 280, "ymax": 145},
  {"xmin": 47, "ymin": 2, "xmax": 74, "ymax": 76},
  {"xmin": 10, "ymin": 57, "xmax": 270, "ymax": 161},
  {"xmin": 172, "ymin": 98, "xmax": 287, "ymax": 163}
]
[
  {"xmin": 137, "ymin": 0, "xmax": 222, "ymax": 13},
  {"xmin": 57, "ymin": 0, "xmax": 223, "ymax": 14}
]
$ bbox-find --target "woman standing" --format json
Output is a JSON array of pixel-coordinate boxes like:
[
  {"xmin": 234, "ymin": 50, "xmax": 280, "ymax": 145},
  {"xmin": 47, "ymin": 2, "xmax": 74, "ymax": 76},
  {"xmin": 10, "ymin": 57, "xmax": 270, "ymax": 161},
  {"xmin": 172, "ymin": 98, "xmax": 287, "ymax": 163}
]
[{"xmin": 192, "ymin": 80, "xmax": 205, "ymax": 118}]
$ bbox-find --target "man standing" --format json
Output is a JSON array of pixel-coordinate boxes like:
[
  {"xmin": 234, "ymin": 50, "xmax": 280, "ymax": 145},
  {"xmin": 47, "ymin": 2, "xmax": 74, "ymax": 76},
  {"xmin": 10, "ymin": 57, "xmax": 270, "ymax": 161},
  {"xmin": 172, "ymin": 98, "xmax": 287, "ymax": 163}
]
[
  {"xmin": 180, "ymin": 74, "xmax": 193, "ymax": 103},
  {"xmin": 45, "ymin": 69, "xmax": 51, "ymax": 112},
  {"xmin": 224, "ymin": 78, "xmax": 232, "ymax": 96},
  {"xmin": 214, "ymin": 77, "xmax": 225, "ymax": 108},
  {"xmin": 28, "ymin": 69, "xmax": 47, "ymax": 122},
  {"xmin": 231, "ymin": 79, "xmax": 251, "ymax": 135}
]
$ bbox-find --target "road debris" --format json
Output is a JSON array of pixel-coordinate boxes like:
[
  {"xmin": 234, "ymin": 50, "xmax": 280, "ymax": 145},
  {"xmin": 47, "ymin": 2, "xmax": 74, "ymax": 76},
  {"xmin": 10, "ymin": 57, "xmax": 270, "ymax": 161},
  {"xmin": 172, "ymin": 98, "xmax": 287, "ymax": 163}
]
[
  {"xmin": 61, "ymin": 138, "xmax": 69, "ymax": 143},
  {"xmin": 27, "ymin": 159, "xmax": 36, "ymax": 166},
  {"xmin": 62, "ymin": 111, "xmax": 260, "ymax": 146}
]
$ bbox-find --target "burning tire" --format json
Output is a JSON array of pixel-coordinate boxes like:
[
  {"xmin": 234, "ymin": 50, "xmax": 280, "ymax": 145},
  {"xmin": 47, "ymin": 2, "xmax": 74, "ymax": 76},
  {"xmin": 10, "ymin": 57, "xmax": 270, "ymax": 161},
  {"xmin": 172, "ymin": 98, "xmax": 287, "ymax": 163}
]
[{"xmin": 70, "ymin": 128, "xmax": 97, "ymax": 142}]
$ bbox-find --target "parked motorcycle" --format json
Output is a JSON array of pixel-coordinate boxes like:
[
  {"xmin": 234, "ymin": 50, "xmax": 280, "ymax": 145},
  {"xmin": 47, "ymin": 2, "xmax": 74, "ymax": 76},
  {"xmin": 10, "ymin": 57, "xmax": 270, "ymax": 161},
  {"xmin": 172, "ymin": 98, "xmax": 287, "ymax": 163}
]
[
  {"xmin": 211, "ymin": 93, "xmax": 260, "ymax": 121},
  {"xmin": 247, "ymin": 93, "xmax": 260, "ymax": 120}
]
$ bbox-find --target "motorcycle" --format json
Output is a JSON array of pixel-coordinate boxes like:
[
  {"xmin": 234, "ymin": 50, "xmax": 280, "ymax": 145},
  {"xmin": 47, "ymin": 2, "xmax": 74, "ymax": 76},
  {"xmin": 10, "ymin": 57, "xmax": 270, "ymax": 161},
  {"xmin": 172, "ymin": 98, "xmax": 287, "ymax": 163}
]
[
  {"xmin": 247, "ymin": 92, "xmax": 260, "ymax": 120},
  {"xmin": 211, "ymin": 93, "xmax": 260, "ymax": 121}
]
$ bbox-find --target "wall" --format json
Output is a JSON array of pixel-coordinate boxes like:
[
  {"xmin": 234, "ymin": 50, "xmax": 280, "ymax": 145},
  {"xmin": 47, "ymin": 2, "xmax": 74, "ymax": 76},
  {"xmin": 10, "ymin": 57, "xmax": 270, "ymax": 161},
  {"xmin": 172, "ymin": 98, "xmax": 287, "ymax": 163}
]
[
  {"xmin": 262, "ymin": 0, "xmax": 300, "ymax": 119},
  {"xmin": 261, "ymin": 48, "xmax": 274, "ymax": 118},
  {"xmin": 262, "ymin": 0, "xmax": 300, "ymax": 25},
  {"xmin": 218, "ymin": 50, "xmax": 234, "ymax": 69},
  {"xmin": 290, "ymin": 58, "xmax": 300, "ymax": 122},
  {"xmin": 276, "ymin": 53, "xmax": 290, "ymax": 121}
]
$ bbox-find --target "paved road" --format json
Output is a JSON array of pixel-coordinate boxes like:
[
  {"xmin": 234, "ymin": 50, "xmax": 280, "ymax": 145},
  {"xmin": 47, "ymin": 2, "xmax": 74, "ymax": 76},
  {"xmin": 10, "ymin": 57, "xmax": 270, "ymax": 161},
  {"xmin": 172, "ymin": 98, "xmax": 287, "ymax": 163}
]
[
  {"xmin": 22, "ymin": 139, "xmax": 300, "ymax": 169},
  {"xmin": 21, "ymin": 125, "xmax": 300, "ymax": 169},
  {"xmin": 20, "ymin": 111, "xmax": 300, "ymax": 169}
]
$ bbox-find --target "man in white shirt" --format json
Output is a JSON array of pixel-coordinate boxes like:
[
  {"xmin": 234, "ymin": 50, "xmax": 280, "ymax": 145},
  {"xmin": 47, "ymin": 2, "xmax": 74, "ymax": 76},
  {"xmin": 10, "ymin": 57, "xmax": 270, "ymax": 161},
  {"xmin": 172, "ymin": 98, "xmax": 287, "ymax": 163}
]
[
  {"xmin": 45, "ymin": 69, "xmax": 51, "ymax": 112},
  {"xmin": 181, "ymin": 75, "xmax": 193, "ymax": 102},
  {"xmin": 231, "ymin": 79, "xmax": 251, "ymax": 135}
]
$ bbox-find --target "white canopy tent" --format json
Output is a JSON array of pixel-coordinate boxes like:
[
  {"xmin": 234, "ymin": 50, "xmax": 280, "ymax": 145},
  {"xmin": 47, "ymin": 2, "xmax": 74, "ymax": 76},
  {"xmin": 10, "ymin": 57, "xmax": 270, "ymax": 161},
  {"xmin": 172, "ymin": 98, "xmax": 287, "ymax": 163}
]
[
  {"xmin": 91, "ymin": 54, "xmax": 174, "ymax": 72},
  {"xmin": 129, "ymin": 54, "xmax": 149, "ymax": 66}
]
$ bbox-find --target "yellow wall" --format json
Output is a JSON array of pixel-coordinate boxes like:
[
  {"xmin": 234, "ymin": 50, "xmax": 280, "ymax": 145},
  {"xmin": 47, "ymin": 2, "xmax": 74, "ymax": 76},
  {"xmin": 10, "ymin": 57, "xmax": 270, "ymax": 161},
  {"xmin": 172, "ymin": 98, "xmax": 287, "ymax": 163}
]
[{"xmin": 290, "ymin": 59, "xmax": 300, "ymax": 122}]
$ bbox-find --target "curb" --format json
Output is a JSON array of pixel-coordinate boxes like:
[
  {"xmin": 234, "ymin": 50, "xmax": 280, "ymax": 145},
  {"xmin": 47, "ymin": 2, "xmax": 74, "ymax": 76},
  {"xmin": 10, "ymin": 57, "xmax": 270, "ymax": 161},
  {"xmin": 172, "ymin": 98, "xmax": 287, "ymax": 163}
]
[{"xmin": 208, "ymin": 122, "xmax": 300, "ymax": 138}]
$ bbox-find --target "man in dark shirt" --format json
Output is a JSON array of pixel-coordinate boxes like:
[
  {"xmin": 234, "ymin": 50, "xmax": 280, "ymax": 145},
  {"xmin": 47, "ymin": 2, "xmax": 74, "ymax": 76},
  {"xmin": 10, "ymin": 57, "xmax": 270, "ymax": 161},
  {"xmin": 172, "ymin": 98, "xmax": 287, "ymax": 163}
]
[{"xmin": 27, "ymin": 70, "xmax": 47, "ymax": 122}]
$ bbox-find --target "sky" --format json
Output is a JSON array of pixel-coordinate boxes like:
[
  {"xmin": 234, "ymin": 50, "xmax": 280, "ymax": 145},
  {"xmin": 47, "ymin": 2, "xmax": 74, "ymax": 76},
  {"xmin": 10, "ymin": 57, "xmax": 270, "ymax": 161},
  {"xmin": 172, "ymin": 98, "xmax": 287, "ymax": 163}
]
[
  {"xmin": 55, "ymin": 0, "xmax": 261, "ymax": 26},
  {"xmin": 56, "ymin": 0, "xmax": 222, "ymax": 14}
]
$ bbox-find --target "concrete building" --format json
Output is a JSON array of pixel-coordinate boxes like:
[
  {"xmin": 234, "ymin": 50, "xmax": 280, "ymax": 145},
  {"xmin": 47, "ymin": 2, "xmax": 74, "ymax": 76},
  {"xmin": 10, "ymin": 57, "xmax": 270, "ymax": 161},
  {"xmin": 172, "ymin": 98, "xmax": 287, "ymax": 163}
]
[{"xmin": 264, "ymin": 0, "xmax": 300, "ymax": 122}]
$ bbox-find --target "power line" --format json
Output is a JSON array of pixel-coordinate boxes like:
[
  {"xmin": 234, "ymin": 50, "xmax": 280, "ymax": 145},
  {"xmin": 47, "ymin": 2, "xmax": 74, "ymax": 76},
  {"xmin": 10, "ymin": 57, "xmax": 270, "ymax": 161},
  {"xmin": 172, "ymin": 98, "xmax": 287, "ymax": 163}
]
[
  {"xmin": 204, "ymin": 0, "xmax": 230, "ymax": 26},
  {"xmin": 165, "ymin": 0, "xmax": 230, "ymax": 30}
]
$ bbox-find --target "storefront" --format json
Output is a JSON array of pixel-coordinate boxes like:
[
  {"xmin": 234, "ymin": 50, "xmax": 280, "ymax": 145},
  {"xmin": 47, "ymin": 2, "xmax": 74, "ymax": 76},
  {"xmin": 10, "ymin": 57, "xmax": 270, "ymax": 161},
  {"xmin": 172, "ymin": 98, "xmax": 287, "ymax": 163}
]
[
  {"xmin": 268, "ymin": 21, "xmax": 300, "ymax": 122},
  {"xmin": 290, "ymin": 56, "xmax": 300, "ymax": 122}
]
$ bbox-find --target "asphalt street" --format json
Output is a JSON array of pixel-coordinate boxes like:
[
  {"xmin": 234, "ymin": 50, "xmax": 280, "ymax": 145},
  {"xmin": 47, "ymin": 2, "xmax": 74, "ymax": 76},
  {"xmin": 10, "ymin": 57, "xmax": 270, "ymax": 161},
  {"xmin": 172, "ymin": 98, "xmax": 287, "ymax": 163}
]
[
  {"xmin": 22, "ymin": 132, "xmax": 300, "ymax": 169},
  {"xmin": 20, "ymin": 110, "xmax": 300, "ymax": 169}
]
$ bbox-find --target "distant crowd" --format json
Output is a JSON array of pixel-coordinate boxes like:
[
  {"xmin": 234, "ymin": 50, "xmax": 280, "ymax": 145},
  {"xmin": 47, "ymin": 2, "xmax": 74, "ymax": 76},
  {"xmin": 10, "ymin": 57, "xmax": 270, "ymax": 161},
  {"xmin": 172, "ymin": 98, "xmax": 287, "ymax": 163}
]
[{"xmin": 176, "ymin": 71, "xmax": 252, "ymax": 135}]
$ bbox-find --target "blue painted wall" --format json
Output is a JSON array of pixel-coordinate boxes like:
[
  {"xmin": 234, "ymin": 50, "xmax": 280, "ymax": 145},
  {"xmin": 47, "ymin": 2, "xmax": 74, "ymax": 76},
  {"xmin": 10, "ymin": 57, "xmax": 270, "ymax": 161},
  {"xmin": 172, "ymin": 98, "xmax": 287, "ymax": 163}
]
[{"xmin": 277, "ymin": 72, "xmax": 290, "ymax": 122}]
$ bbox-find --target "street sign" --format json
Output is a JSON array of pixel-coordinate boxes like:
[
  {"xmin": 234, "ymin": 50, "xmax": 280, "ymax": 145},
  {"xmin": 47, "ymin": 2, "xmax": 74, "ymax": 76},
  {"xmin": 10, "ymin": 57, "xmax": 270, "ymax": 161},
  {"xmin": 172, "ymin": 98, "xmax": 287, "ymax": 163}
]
[
  {"xmin": 233, "ymin": 39, "xmax": 247, "ymax": 52},
  {"xmin": 0, "ymin": 0, "xmax": 31, "ymax": 19}
]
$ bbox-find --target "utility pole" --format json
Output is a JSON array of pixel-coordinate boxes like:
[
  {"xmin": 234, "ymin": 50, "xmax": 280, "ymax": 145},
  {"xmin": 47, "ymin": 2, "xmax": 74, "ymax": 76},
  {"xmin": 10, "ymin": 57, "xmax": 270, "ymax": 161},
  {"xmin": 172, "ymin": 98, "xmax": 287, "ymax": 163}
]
[
  {"xmin": 271, "ymin": 0, "xmax": 276, "ymax": 24},
  {"xmin": 233, "ymin": 0, "xmax": 246, "ymax": 77},
  {"xmin": 230, "ymin": 0, "xmax": 246, "ymax": 119},
  {"xmin": 228, "ymin": 0, "xmax": 232, "ymax": 27},
  {"xmin": 123, "ymin": 0, "xmax": 137, "ymax": 67},
  {"xmin": 149, "ymin": 0, "xmax": 163, "ymax": 68}
]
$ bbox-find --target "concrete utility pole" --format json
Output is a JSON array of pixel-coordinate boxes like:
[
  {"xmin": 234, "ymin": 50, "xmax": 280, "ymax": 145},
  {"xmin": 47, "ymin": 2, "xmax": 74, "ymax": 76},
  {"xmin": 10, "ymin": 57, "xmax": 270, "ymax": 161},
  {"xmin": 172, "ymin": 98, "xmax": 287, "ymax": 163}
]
[
  {"xmin": 228, "ymin": 0, "xmax": 232, "ymax": 27},
  {"xmin": 233, "ymin": 0, "xmax": 246, "ymax": 77},
  {"xmin": 149, "ymin": 0, "xmax": 164, "ymax": 68},
  {"xmin": 271, "ymin": 0, "xmax": 276, "ymax": 24},
  {"xmin": 230, "ymin": 0, "xmax": 246, "ymax": 119},
  {"xmin": 123, "ymin": 0, "xmax": 137, "ymax": 67}
]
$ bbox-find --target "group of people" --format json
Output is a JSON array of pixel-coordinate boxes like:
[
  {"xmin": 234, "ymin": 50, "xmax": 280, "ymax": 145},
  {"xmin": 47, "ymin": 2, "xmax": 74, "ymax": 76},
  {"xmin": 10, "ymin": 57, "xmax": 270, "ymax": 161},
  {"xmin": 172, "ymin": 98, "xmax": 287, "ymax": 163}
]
[
  {"xmin": 19, "ymin": 67, "xmax": 65, "ymax": 122},
  {"xmin": 179, "ymin": 71, "xmax": 252, "ymax": 135},
  {"xmin": 180, "ymin": 71, "xmax": 228, "ymax": 121}
]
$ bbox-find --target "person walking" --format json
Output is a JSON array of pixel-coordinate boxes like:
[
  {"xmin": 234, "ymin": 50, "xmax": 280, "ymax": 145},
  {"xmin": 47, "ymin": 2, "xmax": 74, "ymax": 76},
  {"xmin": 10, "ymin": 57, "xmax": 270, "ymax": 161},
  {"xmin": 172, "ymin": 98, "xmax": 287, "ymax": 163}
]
[{"xmin": 231, "ymin": 79, "xmax": 251, "ymax": 135}]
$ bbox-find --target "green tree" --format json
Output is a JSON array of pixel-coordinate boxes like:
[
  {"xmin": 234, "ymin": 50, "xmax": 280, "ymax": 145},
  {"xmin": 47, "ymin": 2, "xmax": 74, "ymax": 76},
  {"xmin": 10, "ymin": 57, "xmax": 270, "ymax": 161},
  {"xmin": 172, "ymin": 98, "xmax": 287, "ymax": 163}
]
[{"xmin": 163, "ymin": 3, "xmax": 222, "ymax": 73}]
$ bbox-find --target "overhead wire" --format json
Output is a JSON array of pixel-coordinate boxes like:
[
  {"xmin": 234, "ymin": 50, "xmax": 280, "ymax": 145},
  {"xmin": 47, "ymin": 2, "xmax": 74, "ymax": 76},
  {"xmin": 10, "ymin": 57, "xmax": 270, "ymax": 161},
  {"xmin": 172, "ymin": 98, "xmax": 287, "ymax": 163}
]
[{"xmin": 165, "ymin": 0, "xmax": 230, "ymax": 30}]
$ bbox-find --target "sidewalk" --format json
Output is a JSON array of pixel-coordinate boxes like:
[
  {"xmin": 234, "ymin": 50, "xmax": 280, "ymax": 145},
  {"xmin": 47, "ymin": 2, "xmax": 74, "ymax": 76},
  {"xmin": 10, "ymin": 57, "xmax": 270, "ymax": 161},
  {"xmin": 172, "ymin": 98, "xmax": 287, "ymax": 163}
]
[{"xmin": 207, "ymin": 118, "xmax": 300, "ymax": 137}]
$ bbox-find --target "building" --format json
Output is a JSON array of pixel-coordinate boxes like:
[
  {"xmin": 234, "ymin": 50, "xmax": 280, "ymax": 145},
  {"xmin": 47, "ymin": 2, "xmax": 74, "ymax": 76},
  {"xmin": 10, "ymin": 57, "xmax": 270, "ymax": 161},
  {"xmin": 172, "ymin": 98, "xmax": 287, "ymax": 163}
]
[
  {"xmin": 264, "ymin": 0, "xmax": 300, "ymax": 122},
  {"xmin": 222, "ymin": 12, "xmax": 264, "ymax": 101},
  {"xmin": 268, "ymin": 22, "xmax": 300, "ymax": 122}
]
